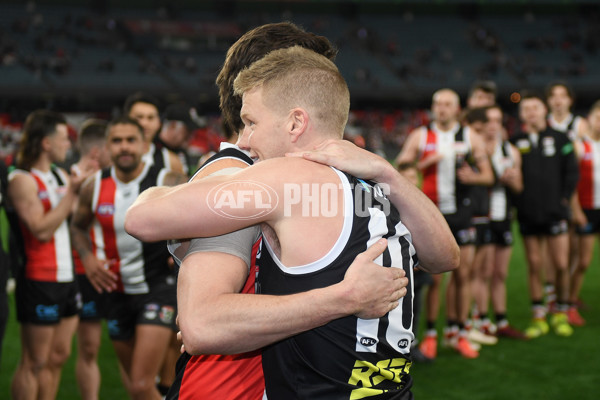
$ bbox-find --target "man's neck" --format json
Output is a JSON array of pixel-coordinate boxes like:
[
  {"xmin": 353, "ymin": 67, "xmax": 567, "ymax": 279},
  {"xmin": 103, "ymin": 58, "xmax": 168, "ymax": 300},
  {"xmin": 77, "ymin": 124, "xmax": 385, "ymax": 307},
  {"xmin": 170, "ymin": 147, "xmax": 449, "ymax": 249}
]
[
  {"xmin": 483, "ymin": 134, "xmax": 498, "ymax": 156},
  {"xmin": 525, "ymin": 121, "xmax": 547, "ymax": 134},
  {"xmin": 114, "ymin": 162, "xmax": 145, "ymax": 183},
  {"xmin": 434, "ymin": 120, "xmax": 457, "ymax": 132},
  {"xmin": 31, "ymin": 154, "xmax": 52, "ymax": 172},
  {"xmin": 551, "ymin": 110, "xmax": 570, "ymax": 123}
]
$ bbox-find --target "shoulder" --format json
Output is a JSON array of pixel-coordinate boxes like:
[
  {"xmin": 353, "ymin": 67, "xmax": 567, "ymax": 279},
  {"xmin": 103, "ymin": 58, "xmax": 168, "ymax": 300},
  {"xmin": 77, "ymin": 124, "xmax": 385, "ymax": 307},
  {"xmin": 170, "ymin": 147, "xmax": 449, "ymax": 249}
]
[
  {"xmin": 8, "ymin": 169, "xmax": 35, "ymax": 186},
  {"xmin": 243, "ymin": 157, "xmax": 336, "ymax": 186},
  {"xmin": 195, "ymin": 158, "xmax": 249, "ymax": 180},
  {"xmin": 7, "ymin": 169, "xmax": 37, "ymax": 200},
  {"xmin": 79, "ymin": 173, "xmax": 98, "ymax": 199}
]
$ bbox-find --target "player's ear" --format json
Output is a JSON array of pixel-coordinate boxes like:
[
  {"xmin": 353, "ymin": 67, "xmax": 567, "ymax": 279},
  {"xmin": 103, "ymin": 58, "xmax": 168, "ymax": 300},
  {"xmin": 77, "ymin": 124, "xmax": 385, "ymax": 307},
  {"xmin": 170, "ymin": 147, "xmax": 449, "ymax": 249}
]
[{"xmin": 288, "ymin": 107, "xmax": 309, "ymax": 143}]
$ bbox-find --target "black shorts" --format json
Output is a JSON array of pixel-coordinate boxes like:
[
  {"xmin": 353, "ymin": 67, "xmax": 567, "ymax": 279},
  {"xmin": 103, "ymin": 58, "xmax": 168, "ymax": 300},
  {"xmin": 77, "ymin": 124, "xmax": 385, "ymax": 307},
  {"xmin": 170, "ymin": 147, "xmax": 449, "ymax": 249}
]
[
  {"xmin": 105, "ymin": 283, "xmax": 177, "ymax": 341},
  {"xmin": 473, "ymin": 217, "xmax": 491, "ymax": 247},
  {"xmin": 445, "ymin": 214, "xmax": 476, "ymax": 246},
  {"xmin": 489, "ymin": 220, "xmax": 514, "ymax": 246},
  {"xmin": 576, "ymin": 209, "xmax": 600, "ymax": 235},
  {"xmin": 76, "ymin": 273, "xmax": 107, "ymax": 321},
  {"xmin": 16, "ymin": 278, "xmax": 81, "ymax": 325},
  {"xmin": 518, "ymin": 219, "xmax": 568, "ymax": 237}
]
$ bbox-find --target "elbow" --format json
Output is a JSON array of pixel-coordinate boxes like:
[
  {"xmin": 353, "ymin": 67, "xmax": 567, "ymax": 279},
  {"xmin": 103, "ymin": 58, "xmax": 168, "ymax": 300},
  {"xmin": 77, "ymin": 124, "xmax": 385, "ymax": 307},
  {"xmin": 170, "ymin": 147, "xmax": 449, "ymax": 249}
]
[
  {"xmin": 124, "ymin": 207, "xmax": 153, "ymax": 242},
  {"xmin": 179, "ymin": 317, "xmax": 231, "ymax": 355},
  {"xmin": 447, "ymin": 242, "xmax": 460, "ymax": 272},
  {"xmin": 35, "ymin": 231, "xmax": 54, "ymax": 243},
  {"xmin": 416, "ymin": 239, "xmax": 459, "ymax": 275}
]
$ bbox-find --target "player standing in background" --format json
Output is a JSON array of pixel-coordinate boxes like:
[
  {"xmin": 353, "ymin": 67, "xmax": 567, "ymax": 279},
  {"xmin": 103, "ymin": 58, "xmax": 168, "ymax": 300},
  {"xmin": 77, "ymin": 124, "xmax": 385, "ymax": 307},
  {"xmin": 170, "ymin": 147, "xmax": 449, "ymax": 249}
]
[{"xmin": 9, "ymin": 110, "xmax": 89, "ymax": 400}]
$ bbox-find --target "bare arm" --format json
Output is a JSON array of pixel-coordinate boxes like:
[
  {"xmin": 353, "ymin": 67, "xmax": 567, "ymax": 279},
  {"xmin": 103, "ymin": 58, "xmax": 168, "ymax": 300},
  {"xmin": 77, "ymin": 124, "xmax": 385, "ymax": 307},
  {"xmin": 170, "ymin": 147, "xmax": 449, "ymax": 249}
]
[
  {"xmin": 8, "ymin": 171, "xmax": 78, "ymax": 242},
  {"xmin": 499, "ymin": 144, "xmax": 523, "ymax": 194},
  {"xmin": 577, "ymin": 118, "xmax": 590, "ymax": 139},
  {"xmin": 179, "ymin": 238, "xmax": 407, "ymax": 355},
  {"xmin": 168, "ymin": 150, "xmax": 185, "ymax": 174},
  {"xmin": 70, "ymin": 177, "xmax": 118, "ymax": 292},
  {"xmin": 286, "ymin": 139, "xmax": 459, "ymax": 274},
  {"xmin": 456, "ymin": 132, "xmax": 495, "ymax": 186}
]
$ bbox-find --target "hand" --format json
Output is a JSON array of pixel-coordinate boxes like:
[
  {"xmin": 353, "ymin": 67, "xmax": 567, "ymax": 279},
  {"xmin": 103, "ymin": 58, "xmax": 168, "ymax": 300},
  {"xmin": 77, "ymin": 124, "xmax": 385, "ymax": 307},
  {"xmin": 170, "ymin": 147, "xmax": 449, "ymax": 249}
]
[
  {"xmin": 499, "ymin": 167, "xmax": 517, "ymax": 186},
  {"xmin": 83, "ymin": 255, "xmax": 118, "ymax": 293},
  {"xmin": 286, "ymin": 139, "xmax": 389, "ymax": 182},
  {"xmin": 342, "ymin": 238, "xmax": 409, "ymax": 319},
  {"xmin": 69, "ymin": 165, "xmax": 94, "ymax": 194},
  {"xmin": 572, "ymin": 209, "xmax": 588, "ymax": 228},
  {"xmin": 456, "ymin": 164, "xmax": 477, "ymax": 184},
  {"xmin": 175, "ymin": 316, "xmax": 186, "ymax": 354}
]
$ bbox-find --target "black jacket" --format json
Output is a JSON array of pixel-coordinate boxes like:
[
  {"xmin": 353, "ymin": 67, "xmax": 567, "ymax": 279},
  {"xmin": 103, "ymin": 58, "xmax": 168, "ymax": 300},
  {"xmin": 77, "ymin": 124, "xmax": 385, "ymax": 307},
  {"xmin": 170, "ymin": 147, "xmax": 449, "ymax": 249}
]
[{"xmin": 510, "ymin": 127, "xmax": 579, "ymax": 224}]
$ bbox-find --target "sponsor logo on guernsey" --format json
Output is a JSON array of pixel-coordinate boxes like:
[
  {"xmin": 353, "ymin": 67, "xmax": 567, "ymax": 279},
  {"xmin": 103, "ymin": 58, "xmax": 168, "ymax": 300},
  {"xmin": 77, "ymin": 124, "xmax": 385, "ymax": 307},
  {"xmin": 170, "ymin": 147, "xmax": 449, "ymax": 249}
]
[
  {"xmin": 97, "ymin": 203, "xmax": 115, "ymax": 216},
  {"xmin": 360, "ymin": 337, "xmax": 378, "ymax": 347},
  {"xmin": 542, "ymin": 137, "xmax": 556, "ymax": 156},
  {"xmin": 38, "ymin": 190, "xmax": 50, "ymax": 200},
  {"xmin": 454, "ymin": 142, "xmax": 468, "ymax": 155},
  {"xmin": 35, "ymin": 304, "xmax": 59, "ymax": 321},
  {"xmin": 82, "ymin": 301, "xmax": 97, "ymax": 318},
  {"xmin": 516, "ymin": 139, "xmax": 530, "ymax": 153},
  {"xmin": 107, "ymin": 319, "xmax": 120, "ymax": 336},
  {"xmin": 144, "ymin": 303, "xmax": 160, "ymax": 320},
  {"xmin": 160, "ymin": 305, "xmax": 175, "ymax": 324},
  {"xmin": 424, "ymin": 143, "xmax": 437, "ymax": 152},
  {"xmin": 348, "ymin": 358, "xmax": 411, "ymax": 399}
]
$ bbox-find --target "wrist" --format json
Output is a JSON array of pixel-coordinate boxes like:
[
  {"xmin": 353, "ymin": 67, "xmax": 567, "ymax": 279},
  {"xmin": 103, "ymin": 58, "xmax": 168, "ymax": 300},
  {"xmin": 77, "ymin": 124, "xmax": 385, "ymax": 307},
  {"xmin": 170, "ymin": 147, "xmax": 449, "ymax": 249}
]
[{"xmin": 376, "ymin": 161, "xmax": 397, "ymax": 184}]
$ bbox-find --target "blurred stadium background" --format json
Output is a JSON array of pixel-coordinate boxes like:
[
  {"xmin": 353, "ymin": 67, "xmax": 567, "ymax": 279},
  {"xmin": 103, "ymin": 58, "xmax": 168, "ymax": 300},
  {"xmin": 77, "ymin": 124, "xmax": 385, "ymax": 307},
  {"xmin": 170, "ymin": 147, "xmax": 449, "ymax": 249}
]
[{"xmin": 2, "ymin": 0, "xmax": 600, "ymax": 161}]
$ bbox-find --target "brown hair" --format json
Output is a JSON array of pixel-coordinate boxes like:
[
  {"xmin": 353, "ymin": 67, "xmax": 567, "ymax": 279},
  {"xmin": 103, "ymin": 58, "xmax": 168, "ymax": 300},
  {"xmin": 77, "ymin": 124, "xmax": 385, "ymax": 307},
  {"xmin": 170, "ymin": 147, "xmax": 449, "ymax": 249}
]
[
  {"xmin": 17, "ymin": 110, "xmax": 66, "ymax": 170},
  {"xmin": 216, "ymin": 22, "xmax": 337, "ymax": 139}
]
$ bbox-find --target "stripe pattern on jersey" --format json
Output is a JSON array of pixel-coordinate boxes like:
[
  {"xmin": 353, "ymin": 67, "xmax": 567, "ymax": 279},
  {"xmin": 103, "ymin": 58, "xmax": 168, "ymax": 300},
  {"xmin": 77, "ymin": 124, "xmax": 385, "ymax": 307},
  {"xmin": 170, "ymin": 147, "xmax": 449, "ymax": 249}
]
[
  {"xmin": 578, "ymin": 139, "xmax": 600, "ymax": 210},
  {"xmin": 16, "ymin": 167, "xmax": 73, "ymax": 282},
  {"xmin": 548, "ymin": 113, "xmax": 581, "ymax": 142},
  {"xmin": 90, "ymin": 163, "xmax": 171, "ymax": 294},
  {"xmin": 489, "ymin": 140, "xmax": 516, "ymax": 221},
  {"xmin": 258, "ymin": 168, "xmax": 416, "ymax": 400},
  {"xmin": 419, "ymin": 123, "xmax": 471, "ymax": 215}
]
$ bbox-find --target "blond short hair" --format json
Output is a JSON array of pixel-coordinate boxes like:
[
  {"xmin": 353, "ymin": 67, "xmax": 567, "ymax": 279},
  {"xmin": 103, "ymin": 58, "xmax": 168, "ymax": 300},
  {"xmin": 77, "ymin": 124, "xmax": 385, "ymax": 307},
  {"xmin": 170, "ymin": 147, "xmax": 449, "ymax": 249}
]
[{"xmin": 233, "ymin": 46, "xmax": 350, "ymax": 137}]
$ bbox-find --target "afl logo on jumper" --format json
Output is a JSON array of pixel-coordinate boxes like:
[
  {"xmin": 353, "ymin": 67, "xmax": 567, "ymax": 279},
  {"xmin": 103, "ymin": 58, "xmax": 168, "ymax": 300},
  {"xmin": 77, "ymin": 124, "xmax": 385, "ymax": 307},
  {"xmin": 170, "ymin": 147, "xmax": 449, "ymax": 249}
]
[
  {"xmin": 397, "ymin": 338, "xmax": 410, "ymax": 349},
  {"xmin": 97, "ymin": 203, "xmax": 115, "ymax": 216},
  {"xmin": 360, "ymin": 337, "xmax": 378, "ymax": 347},
  {"xmin": 38, "ymin": 190, "xmax": 50, "ymax": 200}
]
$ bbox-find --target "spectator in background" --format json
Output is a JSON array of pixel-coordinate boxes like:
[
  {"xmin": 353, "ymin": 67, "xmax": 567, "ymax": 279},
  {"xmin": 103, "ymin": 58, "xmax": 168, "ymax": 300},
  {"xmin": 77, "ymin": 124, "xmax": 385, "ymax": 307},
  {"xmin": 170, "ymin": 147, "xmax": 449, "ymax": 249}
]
[
  {"xmin": 466, "ymin": 80, "xmax": 498, "ymax": 109},
  {"xmin": 123, "ymin": 92, "xmax": 184, "ymax": 174},
  {"xmin": 509, "ymin": 92, "xmax": 579, "ymax": 339},
  {"xmin": 472, "ymin": 105, "xmax": 526, "ymax": 339},
  {"xmin": 545, "ymin": 80, "xmax": 590, "ymax": 315},
  {"xmin": 70, "ymin": 117, "xmax": 186, "ymax": 400},
  {"xmin": 568, "ymin": 99, "xmax": 600, "ymax": 326},
  {"xmin": 157, "ymin": 103, "xmax": 200, "ymax": 176},
  {"xmin": 461, "ymin": 107, "xmax": 499, "ymax": 347},
  {"xmin": 124, "ymin": 93, "xmax": 184, "ymax": 392},
  {"xmin": 396, "ymin": 89, "xmax": 494, "ymax": 359},
  {"xmin": 8, "ymin": 110, "xmax": 89, "ymax": 400},
  {"xmin": 546, "ymin": 81, "xmax": 590, "ymax": 141},
  {"xmin": 71, "ymin": 119, "xmax": 111, "ymax": 400}
]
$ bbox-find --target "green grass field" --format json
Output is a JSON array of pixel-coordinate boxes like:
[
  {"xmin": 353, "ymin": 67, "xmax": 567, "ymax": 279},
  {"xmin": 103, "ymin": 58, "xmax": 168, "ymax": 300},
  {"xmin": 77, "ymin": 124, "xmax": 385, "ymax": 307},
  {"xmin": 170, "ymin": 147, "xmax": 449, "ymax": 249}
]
[{"xmin": 1, "ymin": 229, "xmax": 598, "ymax": 399}]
